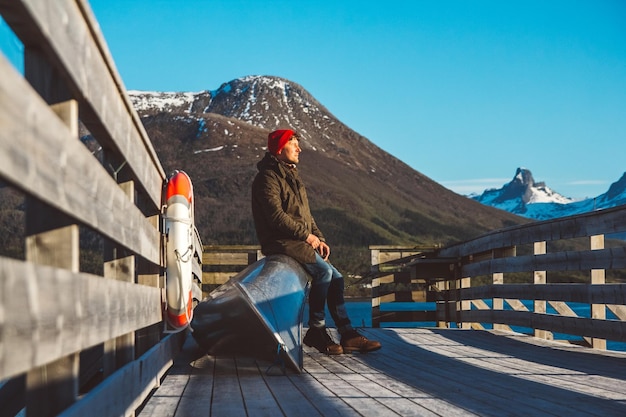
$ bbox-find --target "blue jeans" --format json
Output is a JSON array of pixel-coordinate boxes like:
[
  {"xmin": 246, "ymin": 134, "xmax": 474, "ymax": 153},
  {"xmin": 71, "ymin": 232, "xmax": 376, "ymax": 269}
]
[{"xmin": 303, "ymin": 253, "xmax": 353, "ymax": 335}]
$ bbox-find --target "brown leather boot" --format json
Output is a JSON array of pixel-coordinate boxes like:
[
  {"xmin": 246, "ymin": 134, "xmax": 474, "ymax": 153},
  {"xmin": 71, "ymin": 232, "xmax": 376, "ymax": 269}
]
[
  {"xmin": 304, "ymin": 327, "xmax": 343, "ymax": 355},
  {"xmin": 341, "ymin": 330, "xmax": 381, "ymax": 353}
]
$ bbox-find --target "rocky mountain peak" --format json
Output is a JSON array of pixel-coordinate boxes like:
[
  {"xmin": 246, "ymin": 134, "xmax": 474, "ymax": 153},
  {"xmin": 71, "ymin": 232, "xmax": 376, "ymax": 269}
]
[
  {"xmin": 204, "ymin": 75, "xmax": 337, "ymax": 151},
  {"xmin": 473, "ymin": 167, "xmax": 573, "ymax": 215},
  {"xmin": 472, "ymin": 167, "xmax": 626, "ymax": 221}
]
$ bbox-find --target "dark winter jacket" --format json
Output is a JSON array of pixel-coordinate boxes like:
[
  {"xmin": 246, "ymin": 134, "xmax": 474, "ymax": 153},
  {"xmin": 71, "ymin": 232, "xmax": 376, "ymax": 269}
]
[{"xmin": 251, "ymin": 152, "xmax": 324, "ymax": 264}]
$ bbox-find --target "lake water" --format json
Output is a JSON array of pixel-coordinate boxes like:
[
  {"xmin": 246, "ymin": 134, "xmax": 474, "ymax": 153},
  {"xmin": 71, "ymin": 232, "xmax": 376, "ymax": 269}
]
[{"xmin": 305, "ymin": 300, "xmax": 626, "ymax": 352}]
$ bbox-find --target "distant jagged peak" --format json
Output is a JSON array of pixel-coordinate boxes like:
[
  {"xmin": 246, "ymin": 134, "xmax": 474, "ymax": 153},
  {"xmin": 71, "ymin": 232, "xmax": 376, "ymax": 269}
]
[
  {"xmin": 513, "ymin": 167, "xmax": 535, "ymax": 186},
  {"xmin": 474, "ymin": 167, "xmax": 573, "ymax": 209},
  {"xmin": 504, "ymin": 167, "xmax": 570, "ymax": 204}
]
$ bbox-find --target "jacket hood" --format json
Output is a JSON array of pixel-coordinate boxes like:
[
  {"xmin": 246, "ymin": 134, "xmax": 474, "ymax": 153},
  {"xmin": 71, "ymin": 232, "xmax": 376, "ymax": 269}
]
[
  {"xmin": 256, "ymin": 152, "xmax": 278, "ymax": 172},
  {"xmin": 257, "ymin": 152, "xmax": 296, "ymax": 177}
]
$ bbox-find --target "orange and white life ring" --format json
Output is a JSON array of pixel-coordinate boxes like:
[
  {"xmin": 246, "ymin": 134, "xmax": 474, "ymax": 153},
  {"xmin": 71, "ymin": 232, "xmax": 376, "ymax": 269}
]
[{"xmin": 164, "ymin": 170, "xmax": 195, "ymax": 331}]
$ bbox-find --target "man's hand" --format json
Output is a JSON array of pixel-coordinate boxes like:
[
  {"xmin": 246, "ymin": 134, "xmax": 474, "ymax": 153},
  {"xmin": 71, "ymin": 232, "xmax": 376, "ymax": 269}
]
[
  {"xmin": 317, "ymin": 241, "xmax": 330, "ymax": 261},
  {"xmin": 305, "ymin": 234, "xmax": 321, "ymax": 249},
  {"xmin": 306, "ymin": 234, "xmax": 330, "ymax": 260}
]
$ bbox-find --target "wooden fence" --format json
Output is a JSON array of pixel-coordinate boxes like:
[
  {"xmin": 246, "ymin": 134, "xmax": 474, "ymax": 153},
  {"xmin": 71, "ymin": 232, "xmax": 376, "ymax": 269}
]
[
  {"xmin": 371, "ymin": 205, "xmax": 626, "ymax": 350},
  {"xmin": 0, "ymin": 1, "xmax": 190, "ymax": 415},
  {"xmin": 370, "ymin": 245, "xmax": 445, "ymax": 327},
  {"xmin": 201, "ymin": 245, "xmax": 262, "ymax": 297}
]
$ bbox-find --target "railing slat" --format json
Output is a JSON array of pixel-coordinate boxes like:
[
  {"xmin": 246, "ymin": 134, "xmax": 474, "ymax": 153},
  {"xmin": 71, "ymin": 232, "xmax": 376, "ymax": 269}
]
[
  {"xmin": 58, "ymin": 333, "xmax": 184, "ymax": 417},
  {"xmin": 0, "ymin": 256, "xmax": 162, "ymax": 381},
  {"xmin": 439, "ymin": 205, "xmax": 626, "ymax": 257},
  {"xmin": 0, "ymin": 55, "xmax": 160, "ymax": 264},
  {"xmin": 462, "ymin": 247, "xmax": 626, "ymax": 276},
  {"xmin": 0, "ymin": 0, "xmax": 165, "ymax": 208},
  {"xmin": 456, "ymin": 283, "xmax": 626, "ymax": 305},
  {"xmin": 461, "ymin": 310, "xmax": 626, "ymax": 342}
]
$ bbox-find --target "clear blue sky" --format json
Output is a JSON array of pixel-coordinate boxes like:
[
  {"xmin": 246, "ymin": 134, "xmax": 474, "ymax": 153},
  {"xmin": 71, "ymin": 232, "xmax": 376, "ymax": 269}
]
[{"xmin": 2, "ymin": 1, "xmax": 625, "ymax": 199}]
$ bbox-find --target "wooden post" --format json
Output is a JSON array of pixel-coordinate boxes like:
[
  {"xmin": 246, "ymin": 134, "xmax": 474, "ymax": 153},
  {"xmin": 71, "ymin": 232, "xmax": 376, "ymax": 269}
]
[
  {"xmin": 136, "ymin": 213, "xmax": 163, "ymax": 358},
  {"xmin": 492, "ymin": 272, "xmax": 505, "ymax": 331},
  {"xmin": 436, "ymin": 280, "xmax": 449, "ymax": 328},
  {"xmin": 493, "ymin": 247, "xmax": 515, "ymax": 332},
  {"xmin": 103, "ymin": 176, "xmax": 137, "ymax": 375},
  {"xmin": 371, "ymin": 276, "xmax": 381, "ymax": 328},
  {"xmin": 533, "ymin": 241, "xmax": 552, "ymax": 340},
  {"xmin": 370, "ymin": 247, "xmax": 380, "ymax": 327},
  {"xmin": 458, "ymin": 277, "xmax": 471, "ymax": 329},
  {"xmin": 590, "ymin": 235, "xmax": 606, "ymax": 350},
  {"xmin": 24, "ymin": 99, "xmax": 80, "ymax": 416}
]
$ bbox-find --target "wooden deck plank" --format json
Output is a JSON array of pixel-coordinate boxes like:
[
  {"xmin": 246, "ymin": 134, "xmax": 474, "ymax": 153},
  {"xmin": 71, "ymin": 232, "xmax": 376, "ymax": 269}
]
[
  {"xmin": 138, "ymin": 328, "xmax": 626, "ymax": 417},
  {"xmin": 209, "ymin": 357, "xmax": 247, "ymax": 417},
  {"xmin": 236, "ymin": 357, "xmax": 282, "ymax": 417},
  {"xmin": 287, "ymin": 373, "xmax": 361, "ymax": 417},
  {"xmin": 398, "ymin": 329, "xmax": 626, "ymax": 412},
  {"xmin": 358, "ymin": 330, "xmax": 522, "ymax": 416},
  {"xmin": 176, "ymin": 376, "xmax": 213, "ymax": 416},
  {"xmin": 262, "ymin": 371, "xmax": 324, "ymax": 417},
  {"xmin": 371, "ymin": 329, "xmax": 618, "ymax": 417}
]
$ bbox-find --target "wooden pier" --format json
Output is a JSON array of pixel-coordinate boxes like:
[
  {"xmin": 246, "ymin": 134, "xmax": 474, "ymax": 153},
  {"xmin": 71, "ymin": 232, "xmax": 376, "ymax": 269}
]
[
  {"xmin": 139, "ymin": 327, "xmax": 626, "ymax": 417},
  {"xmin": 2, "ymin": 1, "xmax": 626, "ymax": 416}
]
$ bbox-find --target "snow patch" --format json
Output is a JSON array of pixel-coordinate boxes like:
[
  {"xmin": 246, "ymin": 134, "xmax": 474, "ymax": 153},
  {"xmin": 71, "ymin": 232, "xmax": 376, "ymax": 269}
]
[{"xmin": 194, "ymin": 146, "xmax": 224, "ymax": 154}]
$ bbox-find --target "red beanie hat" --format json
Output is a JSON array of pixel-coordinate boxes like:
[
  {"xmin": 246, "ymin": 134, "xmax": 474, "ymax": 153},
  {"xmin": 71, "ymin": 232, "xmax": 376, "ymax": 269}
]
[{"xmin": 267, "ymin": 129, "xmax": 295, "ymax": 155}]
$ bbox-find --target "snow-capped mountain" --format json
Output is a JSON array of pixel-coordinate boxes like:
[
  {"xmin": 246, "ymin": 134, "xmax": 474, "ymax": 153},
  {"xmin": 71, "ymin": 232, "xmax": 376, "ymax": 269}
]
[{"xmin": 472, "ymin": 168, "xmax": 626, "ymax": 220}]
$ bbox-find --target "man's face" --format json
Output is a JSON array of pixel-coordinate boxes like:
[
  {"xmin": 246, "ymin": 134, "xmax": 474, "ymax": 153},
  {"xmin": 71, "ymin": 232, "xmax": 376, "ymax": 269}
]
[{"xmin": 277, "ymin": 137, "xmax": 301, "ymax": 164}]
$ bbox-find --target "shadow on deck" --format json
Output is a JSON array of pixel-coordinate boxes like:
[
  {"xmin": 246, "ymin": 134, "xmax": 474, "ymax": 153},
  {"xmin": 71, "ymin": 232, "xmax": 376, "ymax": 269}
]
[{"xmin": 138, "ymin": 328, "xmax": 626, "ymax": 417}]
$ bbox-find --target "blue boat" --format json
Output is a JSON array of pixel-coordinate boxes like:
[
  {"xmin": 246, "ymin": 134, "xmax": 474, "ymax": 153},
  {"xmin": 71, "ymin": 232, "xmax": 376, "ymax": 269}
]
[{"xmin": 191, "ymin": 254, "xmax": 310, "ymax": 372}]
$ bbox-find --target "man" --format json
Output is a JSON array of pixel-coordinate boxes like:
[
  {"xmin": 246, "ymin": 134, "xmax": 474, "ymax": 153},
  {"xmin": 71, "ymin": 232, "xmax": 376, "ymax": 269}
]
[{"xmin": 251, "ymin": 129, "xmax": 381, "ymax": 355}]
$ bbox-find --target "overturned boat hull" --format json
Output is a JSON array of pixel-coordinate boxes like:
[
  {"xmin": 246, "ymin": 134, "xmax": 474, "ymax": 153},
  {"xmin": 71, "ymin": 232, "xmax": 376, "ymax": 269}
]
[{"xmin": 191, "ymin": 254, "xmax": 310, "ymax": 372}]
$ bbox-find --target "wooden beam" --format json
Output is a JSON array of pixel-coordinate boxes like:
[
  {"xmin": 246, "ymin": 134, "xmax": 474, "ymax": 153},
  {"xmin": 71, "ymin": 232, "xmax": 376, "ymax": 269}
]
[
  {"xmin": 439, "ymin": 205, "xmax": 626, "ymax": 258},
  {"xmin": 0, "ymin": 55, "xmax": 160, "ymax": 265},
  {"xmin": 24, "ymin": 96, "xmax": 80, "ymax": 417},
  {"xmin": 0, "ymin": 256, "xmax": 162, "ymax": 381},
  {"xmin": 59, "ymin": 333, "xmax": 185, "ymax": 417},
  {"xmin": 461, "ymin": 247, "xmax": 626, "ymax": 277},
  {"xmin": 0, "ymin": 0, "xmax": 165, "ymax": 208}
]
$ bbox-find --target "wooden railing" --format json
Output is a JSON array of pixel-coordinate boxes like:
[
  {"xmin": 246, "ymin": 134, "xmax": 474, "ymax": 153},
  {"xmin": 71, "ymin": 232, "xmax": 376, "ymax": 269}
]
[
  {"xmin": 370, "ymin": 245, "xmax": 444, "ymax": 327},
  {"xmin": 0, "ymin": 1, "xmax": 188, "ymax": 416},
  {"xmin": 201, "ymin": 245, "xmax": 262, "ymax": 297},
  {"xmin": 371, "ymin": 205, "xmax": 626, "ymax": 350}
]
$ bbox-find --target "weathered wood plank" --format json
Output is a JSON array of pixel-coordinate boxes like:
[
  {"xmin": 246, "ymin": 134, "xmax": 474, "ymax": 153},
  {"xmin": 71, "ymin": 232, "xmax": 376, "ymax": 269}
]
[
  {"xmin": 210, "ymin": 357, "xmax": 247, "ymax": 416},
  {"xmin": 0, "ymin": 0, "xmax": 165, "ymax": 208},
  {"xmin": 461, "ymin": 309, "xmax": 626, "ymax": 341},
  {"xmin": 138, "ymin": 329, "xmax": 626, "ymax": 417},
  {"xmin": 0, "ymin": 256, "xmax": 162, "ymax": 380},
  {"xmin": 60, "ymin": 333, "xmax": 184, "ymax": 417},
  {"xmin": 461, "ymin": 247, "xmax": 626, "ymax": 277},
  {"xmin": 203, "ymin": 252, "xmax": 251, "ymax": 265},
  {"xmin": 454, "ymin": 283, "xmax": 626, "ymax": 305},
  {"xmin": 262, "ymin": 371, "xmax": 323, "ymax": 417},
  {"xmin": 138, "ymin": 374, "xmax": 187, "ymax": 417},
  {"xmin": 176, "ymin": 375, "xmax": 213, "ymax": 416},
  {"xmin": 236, "ymin": 357, "xmax": 282, "ymax": 417},
  {"xmin": 0, "ymin": 56, "xmax": 160, "ymax": 264},
  {"xmin": 375, "ymin": 329, "xmax": 625, "ymax": 416},
  {"xmin": 405, "ymin": 330, "xmax": 626, "ymax": 415},
  {"xmin": 439, "ymin": 205, "xmax": 626, "ymax": 257}
]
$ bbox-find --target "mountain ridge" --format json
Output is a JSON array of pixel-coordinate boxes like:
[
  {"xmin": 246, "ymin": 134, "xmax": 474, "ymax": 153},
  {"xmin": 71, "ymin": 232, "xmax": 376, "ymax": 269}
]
[
  {"xmin": 472, "ymin": 167, "xmax": 626, "ymax": 220},
  {"xmin": 123, "ymin": 75, "xmax": 528, "ymax": 274}
]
